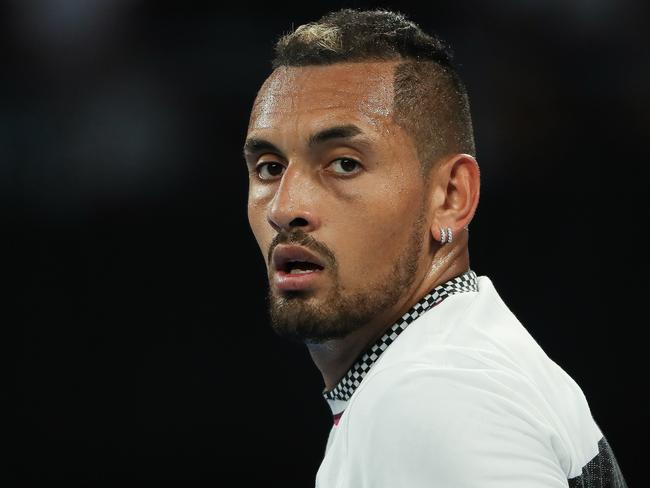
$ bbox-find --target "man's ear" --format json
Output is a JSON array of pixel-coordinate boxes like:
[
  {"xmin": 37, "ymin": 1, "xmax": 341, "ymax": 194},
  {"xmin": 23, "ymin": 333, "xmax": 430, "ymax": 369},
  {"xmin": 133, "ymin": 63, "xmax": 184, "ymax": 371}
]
[{"xmin": 427, "ymin": 153, "xmax": 480, "ymax": 242}]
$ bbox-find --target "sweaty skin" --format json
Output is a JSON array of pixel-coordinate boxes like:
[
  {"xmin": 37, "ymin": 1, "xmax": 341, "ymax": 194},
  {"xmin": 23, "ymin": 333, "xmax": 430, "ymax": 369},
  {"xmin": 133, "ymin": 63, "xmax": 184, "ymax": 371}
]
[{"xmin": 244, "ymin": 60, "xmax": 480, "ymax": 391}]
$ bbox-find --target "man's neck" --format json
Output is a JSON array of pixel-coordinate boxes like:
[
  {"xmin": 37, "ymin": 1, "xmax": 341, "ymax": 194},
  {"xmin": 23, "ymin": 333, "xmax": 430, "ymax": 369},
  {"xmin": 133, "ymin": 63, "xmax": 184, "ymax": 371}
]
[{"xmin": 306, "ymin": 231, "xmax": 470, "ymax": 392}]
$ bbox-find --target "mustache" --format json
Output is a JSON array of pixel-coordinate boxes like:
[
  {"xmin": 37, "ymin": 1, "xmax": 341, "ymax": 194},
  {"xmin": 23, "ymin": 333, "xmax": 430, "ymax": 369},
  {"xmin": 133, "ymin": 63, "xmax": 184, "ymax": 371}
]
[{"xmin": 267, "ymin": 229, "xmax": 335, "ymax": 268}]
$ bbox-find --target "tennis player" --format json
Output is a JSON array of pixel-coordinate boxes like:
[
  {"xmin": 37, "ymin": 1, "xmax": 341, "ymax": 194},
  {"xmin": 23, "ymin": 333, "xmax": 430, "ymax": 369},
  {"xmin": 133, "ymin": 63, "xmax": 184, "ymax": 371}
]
[{"xmin": 243, "ymin": 8, "xmax": 627, "ymax": 487}]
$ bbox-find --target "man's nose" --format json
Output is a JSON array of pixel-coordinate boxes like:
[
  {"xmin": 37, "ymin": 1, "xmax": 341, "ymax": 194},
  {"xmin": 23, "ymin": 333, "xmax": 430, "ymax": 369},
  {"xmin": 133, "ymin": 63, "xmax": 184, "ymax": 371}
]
[{"xmin": 267, "ymin": 163, "xmax": 321, "ymax": 233}]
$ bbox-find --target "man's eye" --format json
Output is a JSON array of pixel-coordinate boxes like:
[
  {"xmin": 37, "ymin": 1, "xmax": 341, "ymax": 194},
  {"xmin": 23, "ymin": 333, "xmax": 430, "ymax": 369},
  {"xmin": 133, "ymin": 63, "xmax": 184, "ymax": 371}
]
[
  {"xmin": 329, "ymin": 158, "xmax": 361, "ymax": 175},
  {"xmin": 256, "ymin": 162, "xmax": 285, "ymax": 180}
]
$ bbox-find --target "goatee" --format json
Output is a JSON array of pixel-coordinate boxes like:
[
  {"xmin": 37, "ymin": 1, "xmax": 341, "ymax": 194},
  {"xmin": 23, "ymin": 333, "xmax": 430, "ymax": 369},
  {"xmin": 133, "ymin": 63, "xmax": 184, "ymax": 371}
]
[{"xmin": 267, "ymin": 210, "xmax": 425, "ymax": 344}]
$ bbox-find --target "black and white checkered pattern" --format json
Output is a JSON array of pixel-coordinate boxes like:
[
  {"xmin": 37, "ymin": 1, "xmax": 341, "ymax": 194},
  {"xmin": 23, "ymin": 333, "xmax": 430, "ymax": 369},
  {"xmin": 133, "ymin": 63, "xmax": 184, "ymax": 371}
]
[{"xmin": 323, "ymin": 269, "xmax": 479, "ymax": 402}]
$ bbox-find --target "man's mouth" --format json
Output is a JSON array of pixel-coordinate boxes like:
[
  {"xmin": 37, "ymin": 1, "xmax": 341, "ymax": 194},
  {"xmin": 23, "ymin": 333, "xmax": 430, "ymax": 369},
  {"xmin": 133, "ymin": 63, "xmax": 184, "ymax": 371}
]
[
  {"xmin": 272, "ymin": 244, "xmax": 327, "ymax": 290},
  {"xmin": 282, "ymin": 261, "xmax": 324, "ymax": 274},
  {"xmin": 272, "ymin": 244, "xmax": 327, "ymax": 273}
]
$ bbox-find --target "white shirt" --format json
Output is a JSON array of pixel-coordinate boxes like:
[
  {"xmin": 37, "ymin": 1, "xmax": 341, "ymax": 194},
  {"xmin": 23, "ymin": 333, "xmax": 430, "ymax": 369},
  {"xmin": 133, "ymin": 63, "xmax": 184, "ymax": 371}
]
[{"xmin": 315, "ymin": 271, "xmax": 627, "ymax": 487}]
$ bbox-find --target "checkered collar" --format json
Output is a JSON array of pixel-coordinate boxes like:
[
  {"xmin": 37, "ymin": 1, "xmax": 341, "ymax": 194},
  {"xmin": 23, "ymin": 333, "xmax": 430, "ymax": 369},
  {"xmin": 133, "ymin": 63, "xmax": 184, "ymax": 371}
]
[{"xmin": 322, "ymin": 269, "xmax": 479, "ymax": 420}]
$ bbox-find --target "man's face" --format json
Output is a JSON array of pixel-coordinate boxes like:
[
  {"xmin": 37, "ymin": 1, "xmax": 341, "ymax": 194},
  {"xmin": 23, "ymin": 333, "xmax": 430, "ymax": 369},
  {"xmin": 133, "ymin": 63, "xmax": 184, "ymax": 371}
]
[{"xmin": 244, "ymin": 61, "xmax": 431, "ymax": 344}]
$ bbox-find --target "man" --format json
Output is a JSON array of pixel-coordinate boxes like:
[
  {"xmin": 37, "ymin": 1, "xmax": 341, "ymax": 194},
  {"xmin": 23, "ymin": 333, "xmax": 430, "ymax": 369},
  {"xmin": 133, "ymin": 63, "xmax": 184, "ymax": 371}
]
[{"xmin": 243, "ymin": 8, "xmax": 627, "ymax": 487}]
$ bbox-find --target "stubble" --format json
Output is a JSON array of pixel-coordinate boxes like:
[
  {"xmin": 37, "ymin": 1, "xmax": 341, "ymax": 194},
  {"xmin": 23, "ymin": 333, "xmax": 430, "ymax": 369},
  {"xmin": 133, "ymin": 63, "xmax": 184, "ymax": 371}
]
[{"xmin": 267, "ymin": 208, "xmax": 427, "ymax": 344}]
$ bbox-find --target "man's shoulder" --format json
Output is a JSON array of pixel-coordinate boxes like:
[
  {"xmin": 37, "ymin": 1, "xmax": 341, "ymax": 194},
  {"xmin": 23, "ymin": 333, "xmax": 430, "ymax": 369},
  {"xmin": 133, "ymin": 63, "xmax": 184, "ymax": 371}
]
[
  {"xmin": 373, "ymin": 273, "xmax": 590, "ymax": 428},
  {"xmin": 349, "ymin": 354, "xmax": 545, "ymax": 427},
  {"xmin": 338, "ymin": 358, "xmax": 574, "ymax": 486},
  {"xmin": 344, "ymin": 341, "xmax": 605, "ymax": 484},
  {"xmin": 329, "ymin": 274, "xmax": 619, "ymax": 486}
]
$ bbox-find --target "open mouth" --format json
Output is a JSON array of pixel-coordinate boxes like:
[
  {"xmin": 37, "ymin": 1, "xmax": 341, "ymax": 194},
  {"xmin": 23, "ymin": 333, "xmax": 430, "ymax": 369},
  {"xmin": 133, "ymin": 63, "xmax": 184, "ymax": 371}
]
[
  {"xmin": 272, "ymin": 244, "xmax": 327, "ymax": 276},
  {"xmin": 279, "ymin": 260, "xmax": 325, "ymax": 275},
  {"xmin": 272, "ymin": 246, "xmax": 327, "ymax": 291}
]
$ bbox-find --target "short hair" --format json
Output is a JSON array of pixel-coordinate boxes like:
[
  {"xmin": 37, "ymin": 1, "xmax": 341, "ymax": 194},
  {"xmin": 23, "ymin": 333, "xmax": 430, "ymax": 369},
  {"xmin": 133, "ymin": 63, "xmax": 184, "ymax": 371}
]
[{"xmin": 271, "ymin": 8, "xmax": 476, "ymax": 178}]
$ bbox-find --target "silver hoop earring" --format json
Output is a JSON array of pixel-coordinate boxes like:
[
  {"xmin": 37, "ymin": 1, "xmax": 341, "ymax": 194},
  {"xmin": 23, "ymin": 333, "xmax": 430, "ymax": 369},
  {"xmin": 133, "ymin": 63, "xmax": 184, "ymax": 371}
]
[
  {"xmin": 447, "ymin": 227, "xmax": 453, "ymax": 243},
  {"xmin": 439, "ymin": 226, "xmax": 447, "ymax": 244}
]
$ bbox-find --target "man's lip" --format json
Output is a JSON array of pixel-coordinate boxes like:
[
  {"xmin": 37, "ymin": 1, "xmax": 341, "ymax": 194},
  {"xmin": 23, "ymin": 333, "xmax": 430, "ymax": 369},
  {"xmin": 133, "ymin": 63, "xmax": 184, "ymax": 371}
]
[
  {"xmin": 274, "ymin": 268, "xmax": 324, "ymax": 291},
  {"xmin": 272, "ymin": 244, "xmax": 327, "ymax": 272}
]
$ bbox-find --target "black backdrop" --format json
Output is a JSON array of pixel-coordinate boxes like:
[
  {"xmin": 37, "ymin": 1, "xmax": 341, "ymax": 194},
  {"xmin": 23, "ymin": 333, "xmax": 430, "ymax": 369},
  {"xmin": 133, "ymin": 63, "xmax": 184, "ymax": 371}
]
[{"xmin": 7, "ymin": 1, "xmax": 647, "ymax": 484}]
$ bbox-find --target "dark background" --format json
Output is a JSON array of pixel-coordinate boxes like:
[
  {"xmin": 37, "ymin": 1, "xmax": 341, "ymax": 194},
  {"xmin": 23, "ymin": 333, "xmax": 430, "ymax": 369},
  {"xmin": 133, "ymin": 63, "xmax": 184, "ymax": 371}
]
[{"xmin": 7, "ymin": 0, "xmax": 647, "ymax": 484}]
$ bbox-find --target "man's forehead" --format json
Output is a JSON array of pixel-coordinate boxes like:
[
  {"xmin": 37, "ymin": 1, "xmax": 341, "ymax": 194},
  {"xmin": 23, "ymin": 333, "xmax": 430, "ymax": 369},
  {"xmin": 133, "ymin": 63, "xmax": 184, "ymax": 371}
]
[{"xmin": 249, "ymin": 62, "xmax": 398, "ymax": 131}]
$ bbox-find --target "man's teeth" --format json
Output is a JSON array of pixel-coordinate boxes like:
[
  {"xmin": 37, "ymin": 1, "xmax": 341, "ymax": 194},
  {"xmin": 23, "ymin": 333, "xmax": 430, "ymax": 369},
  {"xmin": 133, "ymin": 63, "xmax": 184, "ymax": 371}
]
[{"xmin": 289, "ymin": 268, "xmax": 316, "ymax": 274}]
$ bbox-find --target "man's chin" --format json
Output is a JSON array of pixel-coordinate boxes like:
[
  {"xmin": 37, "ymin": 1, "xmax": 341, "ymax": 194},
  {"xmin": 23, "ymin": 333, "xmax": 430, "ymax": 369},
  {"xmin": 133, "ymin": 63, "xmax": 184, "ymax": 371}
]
[
  {"xmin": 267, "ymin": 290, "xmax": 359, "ymax": 344},
  {"xmin": 269, "ymin": 303, "xmax": 326, "ymax": 343}
]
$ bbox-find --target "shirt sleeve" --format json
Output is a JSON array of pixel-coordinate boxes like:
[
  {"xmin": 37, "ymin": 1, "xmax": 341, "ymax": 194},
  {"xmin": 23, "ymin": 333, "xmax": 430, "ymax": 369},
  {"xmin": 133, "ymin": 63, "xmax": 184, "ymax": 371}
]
[{"xmin": 340, "ymin": 362, "xmax": 571, "ymax": 488}]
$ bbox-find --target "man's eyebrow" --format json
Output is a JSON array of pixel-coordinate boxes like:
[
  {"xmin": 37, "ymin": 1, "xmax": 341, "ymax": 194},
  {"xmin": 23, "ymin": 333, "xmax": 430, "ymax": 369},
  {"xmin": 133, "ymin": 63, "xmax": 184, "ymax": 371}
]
[
  {"xmin": 243, "ymin": 138, "xmax": 281, "ymax": 158},
  {"xmin": 243, "ymin": 124, "xmax": 366, "ymax": 158},
  {"xmin": 307, "ymin": 124, "xmax": 364, "ymax": 148}
]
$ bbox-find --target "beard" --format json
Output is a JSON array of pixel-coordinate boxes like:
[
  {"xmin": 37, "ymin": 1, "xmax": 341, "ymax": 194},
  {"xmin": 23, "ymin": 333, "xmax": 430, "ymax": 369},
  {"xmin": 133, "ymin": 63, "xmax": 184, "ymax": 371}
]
[{"xmin": 266, "ymin": 208, "xmax": 426, "ymax": 345}]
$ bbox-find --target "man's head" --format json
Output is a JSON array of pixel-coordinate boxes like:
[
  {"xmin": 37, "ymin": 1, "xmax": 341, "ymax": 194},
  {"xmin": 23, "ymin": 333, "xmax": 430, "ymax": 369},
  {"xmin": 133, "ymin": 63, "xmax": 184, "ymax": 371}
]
[{"xmin": 244, "ymin": 8, "xmax": 480, "ymax": 344}]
